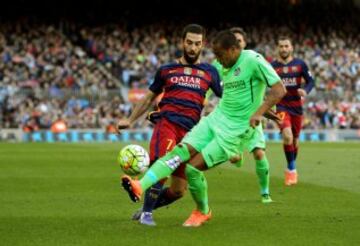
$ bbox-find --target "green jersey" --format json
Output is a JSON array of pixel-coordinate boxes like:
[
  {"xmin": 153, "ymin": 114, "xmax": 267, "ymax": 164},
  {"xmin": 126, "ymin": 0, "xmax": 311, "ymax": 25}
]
[
  {"xmin": 212, "ymin": 59, "xmax": 222, "ymax": 72},
  {"xmin": 214, "ymin": 50, "xmax": 280, "ymax": 129}
]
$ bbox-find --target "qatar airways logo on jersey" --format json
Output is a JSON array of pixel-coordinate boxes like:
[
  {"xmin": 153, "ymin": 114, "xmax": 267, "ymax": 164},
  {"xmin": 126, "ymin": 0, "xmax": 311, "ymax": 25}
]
[
  {"xmin": 170, "ymin": 76, "xmax": 201, "ymax": 89},
  {"xmin": 282, "ymin": 77, "xmax": 297, "ymax": 86}
]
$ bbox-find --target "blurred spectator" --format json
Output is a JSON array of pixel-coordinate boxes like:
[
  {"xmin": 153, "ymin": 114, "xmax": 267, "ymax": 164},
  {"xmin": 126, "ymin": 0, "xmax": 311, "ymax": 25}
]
[{"xmin": 51, "ymin": 116, "xmax": 67, "ymax": 133}]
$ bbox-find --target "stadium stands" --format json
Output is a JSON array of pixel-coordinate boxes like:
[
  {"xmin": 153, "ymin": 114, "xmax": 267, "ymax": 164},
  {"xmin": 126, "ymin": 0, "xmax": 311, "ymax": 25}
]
[{"xmin": 0, "ymin": 0, "xmax": 359, "ymax": 130}]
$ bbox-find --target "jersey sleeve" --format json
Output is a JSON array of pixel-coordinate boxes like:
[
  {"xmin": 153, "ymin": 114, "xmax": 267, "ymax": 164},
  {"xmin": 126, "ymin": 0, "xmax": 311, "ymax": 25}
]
[
  {"xmin": 148, "ymin": 69, "xmax": 164, "ymax": 94},
  {"xmin": 208, "ymin": 66, "xmax": 223, "ymax": 98},
  {"xmin": 254, "ymin": 54, "xmax": 281, "ymax": 87},
  {"xmin": 301, "ymin": 61, "xmax": 315, "ymax": 94}
]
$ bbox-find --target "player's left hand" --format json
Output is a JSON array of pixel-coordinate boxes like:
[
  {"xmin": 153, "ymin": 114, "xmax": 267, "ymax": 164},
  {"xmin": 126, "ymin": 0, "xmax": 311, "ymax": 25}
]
[
  {"xmin": 298, "ymin": 88, "xmax": 307, "ymax": 97},
  {"xmin": 249, "ymin": 113, "xmax": 262, "ymax": 128},
  {"xmin": 117, "ymin": 119, "xmax": 131, "ymax": 133}
]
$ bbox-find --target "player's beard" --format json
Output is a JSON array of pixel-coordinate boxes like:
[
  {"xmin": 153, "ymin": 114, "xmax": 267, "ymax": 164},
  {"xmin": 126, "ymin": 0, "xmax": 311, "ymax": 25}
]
[
  {"xmin": 183, "ymin": 50, "xmax": 200, "ymax": 64},
  {"xmin": 280, "ymin": 51, "xmax": 290, "ymax": 60}
]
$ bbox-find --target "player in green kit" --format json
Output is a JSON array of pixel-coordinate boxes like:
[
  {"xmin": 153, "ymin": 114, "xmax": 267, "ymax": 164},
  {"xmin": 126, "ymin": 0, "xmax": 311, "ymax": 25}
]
[
  {"xmin": 212, "ymin": 27, "xmax": 281, "ymax": 203},
  {"xmin": 121, "ymin": 30, "xmax": 286, "ymax": 227}
]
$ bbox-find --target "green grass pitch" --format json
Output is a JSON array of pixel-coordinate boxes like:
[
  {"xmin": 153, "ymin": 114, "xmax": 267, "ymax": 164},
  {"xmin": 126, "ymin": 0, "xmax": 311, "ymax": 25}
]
[{"xmin": 0, "ymin": 142, "xmax": 359, "ymax": 245}]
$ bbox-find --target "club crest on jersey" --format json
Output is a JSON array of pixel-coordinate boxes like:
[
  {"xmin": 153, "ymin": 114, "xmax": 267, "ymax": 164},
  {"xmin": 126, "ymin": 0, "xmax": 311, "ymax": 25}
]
[
  {"xmin": 292, "ymin": 66, "xmax": 298, "ymax": 72},
  {"xmin": 234, "ymin": 67, "xmax": 241, "ymax": 76},
  {"xmin": 283, "ymin": 67, "xmax": 288, "ymax": 73},
  {"xmin": 184, "ymin": 68, "xmax": 192, "ymax": 75},
  {"xmin": 197, "ymin": 70, "xmax": 205, "ymax": 77}
]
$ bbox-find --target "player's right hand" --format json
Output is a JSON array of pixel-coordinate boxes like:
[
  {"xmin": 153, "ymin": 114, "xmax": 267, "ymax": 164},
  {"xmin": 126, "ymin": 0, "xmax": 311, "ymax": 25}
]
[
  {"xmin": 117, "ymin": 119, "xmax": 131, "ymax": 133},
  {"xmin": 297, "ymin": 88, "xmax": 307, "ymax": 97},
  {"xmin": 249, "ymin": 113, "xmax": 262, "ymax": 128}
]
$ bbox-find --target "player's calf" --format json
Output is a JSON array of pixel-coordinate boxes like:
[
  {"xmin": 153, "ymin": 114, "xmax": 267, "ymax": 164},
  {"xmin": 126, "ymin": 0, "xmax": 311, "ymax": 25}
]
[{"xmin": 153, "ymin": 187, "xmax": 184, "ymax": 209}]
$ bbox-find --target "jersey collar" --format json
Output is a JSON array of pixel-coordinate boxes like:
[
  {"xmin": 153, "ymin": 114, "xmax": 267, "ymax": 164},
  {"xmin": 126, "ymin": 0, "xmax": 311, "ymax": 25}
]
[
  {"xmin": 277, "ymin": 57, "xmax": 294, "ymax": 66},
  {"xmin": 227, "ymin": 51, "xmax": 244, "ymax": 75}
]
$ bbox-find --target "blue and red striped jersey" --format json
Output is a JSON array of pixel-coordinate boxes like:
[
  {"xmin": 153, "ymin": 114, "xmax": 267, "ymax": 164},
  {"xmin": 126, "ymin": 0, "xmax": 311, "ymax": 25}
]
[
  {"xmin": 149, "ymin": 62, "xmax": 222, "ymax": 130},
  {"xmin": 271, "ymin": 58, "xmax": 314, "ymax": 115}
]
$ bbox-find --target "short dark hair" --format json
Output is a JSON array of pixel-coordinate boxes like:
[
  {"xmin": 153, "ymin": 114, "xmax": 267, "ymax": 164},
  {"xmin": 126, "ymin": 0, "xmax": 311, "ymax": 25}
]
[
  {"xmin": 213, "ymin": 30, "xmax": 240, "ymax": 49},
  {"xmin": 277, "ymin": 35, "xmax": 292, "ymax": 45},
  {"xmin": 230, "ymin": 27, "xmax": 247, "ymax": 42},
  {"xmin": 182, "ymin": 24, "xmax": 206, "ymax": 40}
]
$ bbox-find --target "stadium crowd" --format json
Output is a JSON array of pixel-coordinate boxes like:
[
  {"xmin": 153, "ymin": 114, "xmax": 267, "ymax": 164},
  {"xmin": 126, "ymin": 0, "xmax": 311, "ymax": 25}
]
[
  {"xmin": 1, "ymin": 20, "xmax": 359, "ymax": 131},
  {"xmin": 0, "ymin": 23, "xmax": 128, "ymax": 131}
]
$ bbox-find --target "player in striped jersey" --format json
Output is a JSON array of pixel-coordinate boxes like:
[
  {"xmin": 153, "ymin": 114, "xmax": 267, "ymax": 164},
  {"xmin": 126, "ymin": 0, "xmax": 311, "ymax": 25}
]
[
  {"xmin": 271, "ymin": 36, "xmax": 315, "ymax": 186},
  {"xmin": 117, "ymin": 24, "xmax": 222, "ymax": 225}
]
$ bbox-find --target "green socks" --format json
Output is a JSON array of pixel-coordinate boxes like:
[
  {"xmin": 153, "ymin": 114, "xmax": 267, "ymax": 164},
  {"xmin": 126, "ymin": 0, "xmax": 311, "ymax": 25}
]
[
  {"xmin": 140, "ymin": 144, "xmax": 191, "ymax": 191},
  {"xmin": 255, "ymin": 156, "xmax": 270, "ymax": 195},
  {"xmin": 185, "ymin": 164, "xmax": 209, "ymax": 214}
]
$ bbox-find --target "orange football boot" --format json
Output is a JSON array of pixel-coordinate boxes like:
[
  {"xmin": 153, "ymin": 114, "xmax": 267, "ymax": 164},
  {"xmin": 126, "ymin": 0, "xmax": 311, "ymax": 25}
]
[
  {"xmin": 183, "ymin": 209, "xmax": 212, "ymax": 227},
  {"xmin": 285, "ymin": 170, "xmax": 298, "ymax": 186},
  {"xmin": 121, "ymin": 175, "xmax": 143, "ymax": 202}
]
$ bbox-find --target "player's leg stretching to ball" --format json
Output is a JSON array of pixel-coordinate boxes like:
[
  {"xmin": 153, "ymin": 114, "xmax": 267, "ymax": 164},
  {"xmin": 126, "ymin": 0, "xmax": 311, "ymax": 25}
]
[
  {"xmin": 121, "ymin": 30, "xmax": 286, "ymax": 227},
  {"xmin": 118, "ymin": 24, "xmax": 222, "ymax": 226},
  {"xmin": 131, "ymin": 118, "xmax": 188, "ymax": 226}
]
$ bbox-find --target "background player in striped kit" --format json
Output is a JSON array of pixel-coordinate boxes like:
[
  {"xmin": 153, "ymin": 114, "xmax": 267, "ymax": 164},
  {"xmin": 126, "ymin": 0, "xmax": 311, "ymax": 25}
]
[{"xmin": 271, "ymin": 36, "xmax": 315, "ymax": 186}]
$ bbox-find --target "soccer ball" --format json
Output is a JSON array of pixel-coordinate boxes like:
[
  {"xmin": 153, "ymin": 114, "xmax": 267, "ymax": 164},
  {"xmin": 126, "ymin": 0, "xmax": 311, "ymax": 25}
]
[{"xmin": 117, "ymin": 144, "xmax": 150, "ymax": 176}]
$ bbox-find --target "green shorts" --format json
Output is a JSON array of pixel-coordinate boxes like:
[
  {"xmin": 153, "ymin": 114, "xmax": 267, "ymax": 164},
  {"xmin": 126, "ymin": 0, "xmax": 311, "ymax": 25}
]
[{"xmin": 182, "ymin": 110, "xmax": 262, "ymax": 168}]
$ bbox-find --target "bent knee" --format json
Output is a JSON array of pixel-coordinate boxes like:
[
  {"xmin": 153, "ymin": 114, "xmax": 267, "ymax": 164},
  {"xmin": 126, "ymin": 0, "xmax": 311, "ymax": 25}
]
[
  {"xmin": 253, "ymin": 149, "xmax": 265, "ymax": 160},
  {"xmin": 283, "ymin": 132, "xmax": 293, "ymax": 145}
]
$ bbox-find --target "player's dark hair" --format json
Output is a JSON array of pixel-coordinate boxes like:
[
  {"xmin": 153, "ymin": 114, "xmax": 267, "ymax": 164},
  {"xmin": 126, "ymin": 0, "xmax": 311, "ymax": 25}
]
[
  {"xmin": 230, "ymin": 27, "xmax": 247, "ymax": 42},
  {"xmin": 277, "ymin": 35, "xmax": 293, "ymax": 45},
  {"xmin": 182, "ymin": 24, "xmax": 206, "ymax": 40},
  {"xmin": 213, "ymin": 30, "xmax": 240, "ymax": 49}
]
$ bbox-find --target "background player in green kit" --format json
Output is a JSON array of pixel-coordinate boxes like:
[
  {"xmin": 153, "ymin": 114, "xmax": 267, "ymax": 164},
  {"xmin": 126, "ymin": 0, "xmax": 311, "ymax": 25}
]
[
  {"xmin": 121, "ymin": 30, "xmax": 286, "ymax": 227},
  {"xmin": 212, "ymin": 27, "xmax": 281, "ymax": 204}
]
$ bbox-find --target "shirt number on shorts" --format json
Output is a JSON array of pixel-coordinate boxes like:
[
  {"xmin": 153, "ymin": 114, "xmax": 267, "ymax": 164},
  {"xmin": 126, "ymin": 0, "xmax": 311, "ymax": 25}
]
[
  {"xmin": 277, "ymin": 112, "xmax": 286, "ymax": 121},
  {"xmin": 166, "ymin": 139, "xmax": 174, "ymax": 151}
]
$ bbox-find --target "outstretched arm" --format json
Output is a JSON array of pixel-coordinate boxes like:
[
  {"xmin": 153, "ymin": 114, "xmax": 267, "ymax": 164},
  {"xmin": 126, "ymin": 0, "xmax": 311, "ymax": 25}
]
[{"xmin": 117, "ymin": 90, "xmax": 158, "ymax": 132}]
